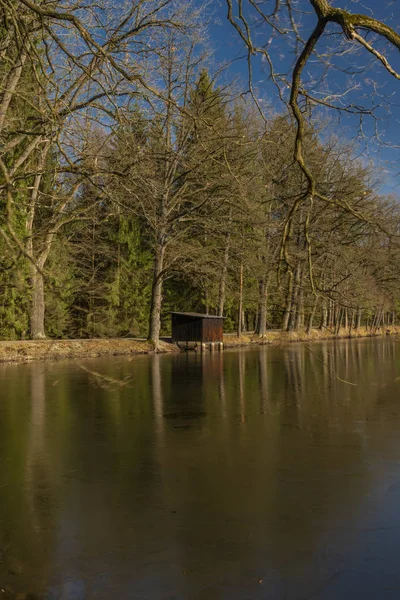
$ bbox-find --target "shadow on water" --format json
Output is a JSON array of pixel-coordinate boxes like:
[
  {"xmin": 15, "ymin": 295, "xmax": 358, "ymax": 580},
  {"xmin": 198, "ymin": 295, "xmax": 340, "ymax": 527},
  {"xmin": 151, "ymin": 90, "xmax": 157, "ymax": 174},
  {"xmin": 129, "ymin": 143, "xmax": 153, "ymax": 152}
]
[{"xmin": 1, "ymin": 338, "xmax": 400, "ymax": 598}]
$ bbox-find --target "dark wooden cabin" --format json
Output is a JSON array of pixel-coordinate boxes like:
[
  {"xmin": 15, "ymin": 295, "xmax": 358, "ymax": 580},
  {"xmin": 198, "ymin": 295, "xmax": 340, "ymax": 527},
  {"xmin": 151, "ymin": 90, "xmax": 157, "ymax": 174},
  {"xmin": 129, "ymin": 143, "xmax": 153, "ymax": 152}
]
[{"xmin": 171, "ymin": 312, "xmax": 224, "ymax": 344}]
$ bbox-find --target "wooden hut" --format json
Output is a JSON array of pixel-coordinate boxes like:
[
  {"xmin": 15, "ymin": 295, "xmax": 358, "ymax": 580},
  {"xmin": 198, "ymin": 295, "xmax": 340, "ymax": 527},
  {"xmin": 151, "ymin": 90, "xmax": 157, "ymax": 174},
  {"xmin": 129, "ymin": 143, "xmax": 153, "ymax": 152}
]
[{"xmin": 171, "ymin": 312, "xmax": 224, "ymax": 347}]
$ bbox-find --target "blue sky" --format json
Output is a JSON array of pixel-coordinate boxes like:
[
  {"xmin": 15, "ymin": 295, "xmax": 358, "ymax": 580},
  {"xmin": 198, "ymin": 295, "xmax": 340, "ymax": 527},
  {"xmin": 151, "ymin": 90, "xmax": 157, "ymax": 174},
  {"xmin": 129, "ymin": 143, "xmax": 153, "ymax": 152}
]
[{"xmin": 208, "ymin": 0, "xmax": 400, "ymax": 196}]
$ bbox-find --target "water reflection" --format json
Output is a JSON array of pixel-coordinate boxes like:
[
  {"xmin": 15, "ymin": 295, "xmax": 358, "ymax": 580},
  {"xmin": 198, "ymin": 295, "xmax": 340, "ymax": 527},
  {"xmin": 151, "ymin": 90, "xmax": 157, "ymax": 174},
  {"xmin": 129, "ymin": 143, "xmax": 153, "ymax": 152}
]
[{"xmin": 1, "ymin": 338, "xmax": 400, "ymax": 598}]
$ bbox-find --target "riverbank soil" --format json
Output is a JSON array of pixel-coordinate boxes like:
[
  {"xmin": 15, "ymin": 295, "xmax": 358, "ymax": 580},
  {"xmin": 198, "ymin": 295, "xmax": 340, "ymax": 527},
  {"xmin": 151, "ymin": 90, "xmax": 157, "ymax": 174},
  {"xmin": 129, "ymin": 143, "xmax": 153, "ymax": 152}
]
[{"xmin": 0, "ymin": 327, "xmax": 398, "ymax": 363}]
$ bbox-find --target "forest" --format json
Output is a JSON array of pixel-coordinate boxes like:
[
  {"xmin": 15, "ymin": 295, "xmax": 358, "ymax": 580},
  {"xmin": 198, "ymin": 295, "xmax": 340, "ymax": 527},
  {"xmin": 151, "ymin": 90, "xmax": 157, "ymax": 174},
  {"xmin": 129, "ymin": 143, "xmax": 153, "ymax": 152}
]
[{"xmin": 1, "ymin": 0, "xmax": 400, "ymax": 346}]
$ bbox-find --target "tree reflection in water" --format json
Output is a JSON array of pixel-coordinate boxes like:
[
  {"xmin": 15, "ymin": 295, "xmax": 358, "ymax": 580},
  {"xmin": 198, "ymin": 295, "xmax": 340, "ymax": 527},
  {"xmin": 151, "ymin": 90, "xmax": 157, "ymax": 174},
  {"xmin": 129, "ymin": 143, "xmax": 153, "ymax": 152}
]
[{"xmin": 0, "ymin": 338, "xmax": 400, "ymax": 598}]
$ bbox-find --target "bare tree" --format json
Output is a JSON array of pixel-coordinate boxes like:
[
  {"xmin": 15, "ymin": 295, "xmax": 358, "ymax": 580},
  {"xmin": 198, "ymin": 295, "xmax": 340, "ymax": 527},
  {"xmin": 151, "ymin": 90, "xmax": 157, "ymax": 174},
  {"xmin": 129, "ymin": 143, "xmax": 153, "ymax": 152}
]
[
  {"xmin": 108, "ymin": 16, "xmax": 247, "ymax": 346},
  {"xmin": 226, "ymin": 0, "xmax": 400, "ymax": 278},
  {"xmin": 0, "ymin": 0, "xmax": 197, "ymax": 337}
]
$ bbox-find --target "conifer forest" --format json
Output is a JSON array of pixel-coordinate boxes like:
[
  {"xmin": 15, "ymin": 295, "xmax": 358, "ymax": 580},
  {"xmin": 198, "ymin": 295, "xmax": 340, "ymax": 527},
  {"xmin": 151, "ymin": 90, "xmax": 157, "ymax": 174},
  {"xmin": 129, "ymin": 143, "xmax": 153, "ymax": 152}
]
[{"xmin": 1, "ymin": 0, "xmax": 400, "ymax": 347}]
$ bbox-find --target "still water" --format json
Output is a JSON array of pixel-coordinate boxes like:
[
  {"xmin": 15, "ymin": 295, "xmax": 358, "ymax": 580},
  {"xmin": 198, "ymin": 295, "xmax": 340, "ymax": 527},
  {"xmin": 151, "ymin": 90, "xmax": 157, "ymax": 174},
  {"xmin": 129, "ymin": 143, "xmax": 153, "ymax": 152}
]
[{"xmin": 1, "ymin": 338, "xmax": 400, "ymax": 599}]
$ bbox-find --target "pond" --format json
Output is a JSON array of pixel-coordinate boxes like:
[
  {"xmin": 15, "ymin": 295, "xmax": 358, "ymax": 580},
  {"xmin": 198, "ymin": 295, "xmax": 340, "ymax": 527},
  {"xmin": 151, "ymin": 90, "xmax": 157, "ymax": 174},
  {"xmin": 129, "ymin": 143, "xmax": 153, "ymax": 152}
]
[{"xmin": 1, "ymin": 337, "xmax": 400, "ymax": 599}]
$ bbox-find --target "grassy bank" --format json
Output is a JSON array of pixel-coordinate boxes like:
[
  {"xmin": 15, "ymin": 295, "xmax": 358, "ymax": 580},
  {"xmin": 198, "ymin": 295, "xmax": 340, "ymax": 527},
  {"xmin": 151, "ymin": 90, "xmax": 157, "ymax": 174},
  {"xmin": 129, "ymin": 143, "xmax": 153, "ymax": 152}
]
[
  {"xmin": 0, "ymin": 337, "xmax": 179, "ymax": 364},
  {"xmin": 223, "ymin": 326, "xmax": 400, "ymax": 349},
  {"xmin": 0, "ymin": 326, "xmax": 398, "ymax": 364}
]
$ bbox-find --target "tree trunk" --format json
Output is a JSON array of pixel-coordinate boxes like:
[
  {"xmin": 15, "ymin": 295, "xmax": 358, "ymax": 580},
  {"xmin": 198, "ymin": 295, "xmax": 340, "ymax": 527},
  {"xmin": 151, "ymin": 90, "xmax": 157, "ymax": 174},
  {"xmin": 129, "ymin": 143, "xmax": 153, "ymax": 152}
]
[
  {"xmin": 218, "ymin": 233, "xmax": 230, "ymax": 316},
  {"xmin": 203, "ymin": 290, "xmax": 209, "ymax": 315},
  {"xmin": 334, "ymin": 305, "xmax": 340, "ymax": 331},
  {"xmin": 282, "ymin": 270, "xmax": 294, "ymax": 331},
  {"xmin": 288, "ymin": 264, "xmax": 301, "ymax": 331},
  {"xmin": 241, "ymin": 310, "xmax": 246, "ymax": 333},
  {"xmin": 349, "ymin": 310, "xmax": 354, "ymax": 335},
  {"xmin": 203, "ymin": 232, "xmax": 209, "ymax": 315},
  {"xmin": 335, "ymin": 308, "xmax": 342, "ymax": 335},
  {"xmin": 25, "ymin": 143, "xmax": 51, "ymax": 341},
  {"xmin": 328, "ymin": 300, "xmax": 334, "ymax": 329},
  {"xmin": 148, "ymin": 246, "xmax": 165, "ymax": 347},
  {"xmin": 295, "ymin": 285, "xmax": 304, "ymax": 330},
  {"xmin": 319, "ymin": 299, "xmax": 328, "ymax": 330},
  {"xmin": 256, "ymin": 275, "xmax": 268, "ymax": 336},
  {"xmin": 254, "ymin": 308, "xmax": 259, "ymax": 333},
  {"xmin": 237, "ymin": 262, "xmax": 244, "ymax": 338},
  {"xmin": 30, "ymin": 268, "xmax": 46, "ymax": 339},
  {"xmin": 306, "ymin": 296, "xmax": 319, "ymax": 335},
  {"xmin": 356, "ymin": 308, "xmax": 362, "ymax": 330},
  {"xmin": 375, "ymin": 308, "xmax": 383, "ymax": 332}
]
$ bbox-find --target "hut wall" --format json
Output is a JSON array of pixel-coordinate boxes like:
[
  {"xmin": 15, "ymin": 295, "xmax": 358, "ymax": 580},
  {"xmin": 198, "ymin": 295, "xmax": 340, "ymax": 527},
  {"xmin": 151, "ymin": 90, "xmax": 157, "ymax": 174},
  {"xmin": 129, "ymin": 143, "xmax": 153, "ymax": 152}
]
[
  {"xmin": 202, "ymin": 318, "xmax": 224, "ymax": 342},
  {"xmin": 172, "ymin": 314, "xmax": 203, "ymax": 342}
]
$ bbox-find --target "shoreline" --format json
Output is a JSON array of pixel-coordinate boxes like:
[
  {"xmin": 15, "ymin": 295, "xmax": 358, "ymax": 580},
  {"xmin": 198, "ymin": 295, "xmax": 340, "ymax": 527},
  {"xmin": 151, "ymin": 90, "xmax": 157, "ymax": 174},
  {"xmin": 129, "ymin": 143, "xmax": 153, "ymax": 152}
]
[
  {"xmin": 223, "ymin": 326, "xmax": 400, "ymax": 349},
  {"xmin": 0, "ymin": 338, "xmax": 178, "ymax": 364},
  {"xmin": 0, "ymin": 327, "xmax": 398, "ymax": 364}
]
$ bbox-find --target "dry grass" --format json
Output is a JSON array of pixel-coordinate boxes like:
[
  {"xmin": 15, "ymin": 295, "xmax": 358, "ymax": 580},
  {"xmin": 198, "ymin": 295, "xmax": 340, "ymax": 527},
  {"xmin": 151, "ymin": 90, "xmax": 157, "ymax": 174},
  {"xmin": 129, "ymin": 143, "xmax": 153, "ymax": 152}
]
[
  {"xmin": 223, "ymin": 326, "xmax": 400, "ymax": 349},
  {"xmin": 0, "ymin": 326, "xmax": 398, "ymax": 364},
  {"xmin": 0, "ymin": 337, "xmax": 179, "ymax": 364}
]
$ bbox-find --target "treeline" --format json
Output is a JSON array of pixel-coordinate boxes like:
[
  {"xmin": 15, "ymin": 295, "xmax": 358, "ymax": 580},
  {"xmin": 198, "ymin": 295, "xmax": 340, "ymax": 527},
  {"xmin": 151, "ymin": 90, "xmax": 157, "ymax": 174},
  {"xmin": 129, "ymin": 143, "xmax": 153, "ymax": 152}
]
[{"xmin": 1, "ymin": 0, "xmax": 400, "ymax": 344}]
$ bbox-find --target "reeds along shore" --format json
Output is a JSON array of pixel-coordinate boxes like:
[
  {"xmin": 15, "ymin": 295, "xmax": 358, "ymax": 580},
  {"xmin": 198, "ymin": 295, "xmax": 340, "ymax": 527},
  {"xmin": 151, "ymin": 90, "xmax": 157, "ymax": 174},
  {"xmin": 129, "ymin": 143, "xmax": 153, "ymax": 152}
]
[
  {"xmin": 222, "ymin": 326, "xmax": 400, "ymax": 348},
  {"xmin": 0, "ymin": 327, "xmax": 398, "ymax": 364}
]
